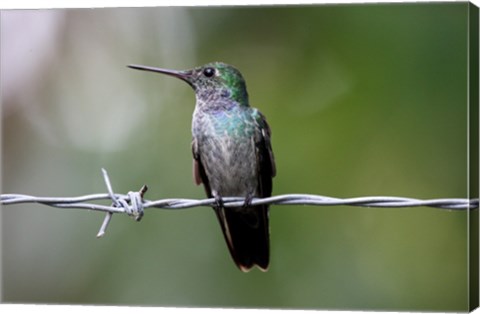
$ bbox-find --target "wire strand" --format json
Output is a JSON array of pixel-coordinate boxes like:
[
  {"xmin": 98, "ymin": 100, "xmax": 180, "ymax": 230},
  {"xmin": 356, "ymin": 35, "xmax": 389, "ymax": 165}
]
[{"xmin": 1, "ymin": 169, "xmax": 477, "ymax": 237}]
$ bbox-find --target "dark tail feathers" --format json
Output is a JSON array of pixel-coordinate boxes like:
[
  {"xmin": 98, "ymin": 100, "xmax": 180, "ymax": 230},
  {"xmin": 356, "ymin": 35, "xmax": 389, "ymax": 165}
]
[{"xmin": 215, "ymin": 205, "xmax": 269, "ymax": 272}]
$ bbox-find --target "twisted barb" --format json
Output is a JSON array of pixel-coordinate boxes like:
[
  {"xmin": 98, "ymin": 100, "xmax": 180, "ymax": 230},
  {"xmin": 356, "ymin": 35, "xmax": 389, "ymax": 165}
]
[{"xmin": 1, "ymin": 169, "xmax": 478, "ymax": 237}]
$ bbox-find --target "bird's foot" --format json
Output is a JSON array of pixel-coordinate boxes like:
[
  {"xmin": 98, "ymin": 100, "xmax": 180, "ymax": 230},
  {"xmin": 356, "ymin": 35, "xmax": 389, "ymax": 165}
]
[
  {"xmin": 242, "ymin": 193, "xmax": 254, "ymax": 209},
  {"xmin": 214, "ymin": 194, "xmax": 224, "ymax": 209}
]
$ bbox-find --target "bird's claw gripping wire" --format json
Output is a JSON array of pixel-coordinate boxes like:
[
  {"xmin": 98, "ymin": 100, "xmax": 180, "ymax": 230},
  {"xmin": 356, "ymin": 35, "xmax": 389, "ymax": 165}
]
[{"xmin": 242, "ymin": 193, "xmax": 254, "ymax": 208}]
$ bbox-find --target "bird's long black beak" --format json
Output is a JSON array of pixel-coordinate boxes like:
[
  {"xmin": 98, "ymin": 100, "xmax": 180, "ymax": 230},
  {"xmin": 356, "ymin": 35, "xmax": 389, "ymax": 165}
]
[{"xmin": 127, "ymin": 64, "xmax": 193, "ymax": 84}]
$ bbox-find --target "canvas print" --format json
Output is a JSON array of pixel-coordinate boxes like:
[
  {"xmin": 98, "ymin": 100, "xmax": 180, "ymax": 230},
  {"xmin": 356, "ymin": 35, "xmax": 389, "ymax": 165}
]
[{"xmin": 1, "ymin": 2, "xmax": 478, "ymax": 312}]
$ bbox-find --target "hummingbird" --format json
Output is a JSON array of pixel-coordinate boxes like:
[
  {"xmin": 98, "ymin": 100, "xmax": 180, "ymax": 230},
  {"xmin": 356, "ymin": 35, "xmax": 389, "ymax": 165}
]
[{"xmin": 128, "ymin": 62, "xmax": 276, "ymax": 272}]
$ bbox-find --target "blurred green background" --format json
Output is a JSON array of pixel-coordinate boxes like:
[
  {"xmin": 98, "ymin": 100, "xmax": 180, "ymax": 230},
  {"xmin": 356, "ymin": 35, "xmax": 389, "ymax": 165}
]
[{"xmin": 1, "ymin": 3, "xmax": 473, "ymax": 311}]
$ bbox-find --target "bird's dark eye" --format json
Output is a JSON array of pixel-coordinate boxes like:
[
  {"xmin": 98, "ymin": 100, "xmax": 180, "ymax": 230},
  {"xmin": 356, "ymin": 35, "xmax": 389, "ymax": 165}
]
[{"xmin": 203, "ymin": 67, "xmax": 215, "ymax": 77}]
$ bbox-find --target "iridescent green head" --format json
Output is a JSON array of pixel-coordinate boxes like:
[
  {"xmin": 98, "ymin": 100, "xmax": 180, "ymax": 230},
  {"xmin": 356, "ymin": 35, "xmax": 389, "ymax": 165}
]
[{"xmin": 128, "ymin": 62, "xmax": 249, "ymax": 107}]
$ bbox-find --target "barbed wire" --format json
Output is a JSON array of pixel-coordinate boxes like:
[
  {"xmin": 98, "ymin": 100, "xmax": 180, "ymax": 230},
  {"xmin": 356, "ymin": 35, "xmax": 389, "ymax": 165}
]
[{"xmin": 1, "ymin": 169, "xmax": 478, "ymax": 237}]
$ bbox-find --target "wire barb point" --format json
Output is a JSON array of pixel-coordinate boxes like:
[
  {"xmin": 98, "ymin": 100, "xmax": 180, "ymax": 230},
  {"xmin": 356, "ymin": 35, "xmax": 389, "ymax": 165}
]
[{"xmin": 97, "ymin": 212, "xmax": 113, "ymax": 238}]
